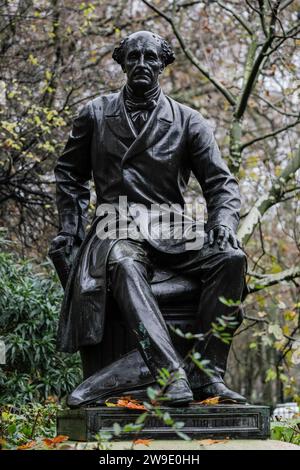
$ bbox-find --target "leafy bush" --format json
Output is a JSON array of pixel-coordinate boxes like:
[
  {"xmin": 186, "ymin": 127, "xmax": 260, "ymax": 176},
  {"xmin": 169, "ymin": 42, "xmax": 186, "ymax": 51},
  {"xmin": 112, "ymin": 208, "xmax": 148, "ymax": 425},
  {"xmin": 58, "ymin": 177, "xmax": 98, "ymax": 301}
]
[
  {"xmin": 0, "ymin": 403, "xmax": 59, "ymax": 449},
  {"xmin": 271, "ymin": 420, "xmax": 300, "ymax": 446},
  {"xmin": 0, "ymin": 250, "xmax": 81, "ymax": 405}
]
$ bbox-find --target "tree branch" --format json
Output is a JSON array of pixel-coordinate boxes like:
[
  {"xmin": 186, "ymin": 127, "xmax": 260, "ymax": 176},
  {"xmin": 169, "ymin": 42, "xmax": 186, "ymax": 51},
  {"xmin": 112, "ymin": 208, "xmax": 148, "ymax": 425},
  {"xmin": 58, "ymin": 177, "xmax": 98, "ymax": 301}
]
[
  {"xmin": 254, "ymin": 93, "xmax": 300, "ymax": 118},
  {"xmin": 141, "ymin": 0, "xmax": 236, "ymax": 106},
  {"xmin": 216, "ymin": 1, "xmax": 253, "ymax": 36},
  {"xmin": 245, "ymin": 0, "xmax": 260, "ymax": 14},
  {"xmin": 265, "ymin": 23, "xmax": 300, "ymax": 56},
  {"xmin": 241, "ymin": 117, "xmax": 300, "ymax": 150},
  {"xmin": 258, "ymin": 0, "xmax": 268, "ymax": 37},
  {"xmin": 279, "ymin": 0, "xmax": 295, "ymax": 11},
  {"xmin": 248, "ymin": 265, "xmax": 300, "ymax": 293},
  {"xmin": 234, "ymin": 0, "xmax": 281, "ymax": 119},
  {"xmin": 238, "ymin": 147, "xmax": 300, "ymax": 244}
]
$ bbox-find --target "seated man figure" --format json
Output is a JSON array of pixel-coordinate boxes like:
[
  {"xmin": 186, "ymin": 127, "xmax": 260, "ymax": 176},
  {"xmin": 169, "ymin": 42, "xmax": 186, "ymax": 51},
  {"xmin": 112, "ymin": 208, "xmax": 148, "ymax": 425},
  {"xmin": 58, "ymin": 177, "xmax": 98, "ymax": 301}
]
[{"xmin": 50, "ymin": 31, "xmax": 247, "ymax": 406}]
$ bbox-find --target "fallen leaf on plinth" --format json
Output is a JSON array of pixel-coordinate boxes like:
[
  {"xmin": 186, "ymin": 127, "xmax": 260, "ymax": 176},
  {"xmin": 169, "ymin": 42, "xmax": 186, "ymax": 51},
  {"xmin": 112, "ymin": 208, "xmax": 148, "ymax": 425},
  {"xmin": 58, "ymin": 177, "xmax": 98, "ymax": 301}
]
[
  {"xmin": 193, "ymin": 396, "xmax": 238, "ymax": 405},
  {"xmin": 118, "ymin": 399, "xmax": 146, "ymax": 410},
  {"xmin": 105, "ymin": 400, "xmax": 118, "ymax": 407},
  {"xmin": 105, "ymin": 395, "xmax": 135, "ymax": 407},
  {"xmin": 105, "ymin": 396, "xmax": 146, "ymax": 410},
  {"xmin": 198, "ymin": 438, "xmax": 229, "ymax": 446},
  {"xmin": 43, "ymin": 435, "xmax": 69, "ymax": 447},
  {"xmin": 196, "ymin": 396, "xmax": 221, "ymax": 405},
  {"xmin": 133, "ymin": 439, "xmax": 153, "ymax": 446},
  {"xmin": 17, "ymin": 440, "xmax": 36, "ymax": 450}
]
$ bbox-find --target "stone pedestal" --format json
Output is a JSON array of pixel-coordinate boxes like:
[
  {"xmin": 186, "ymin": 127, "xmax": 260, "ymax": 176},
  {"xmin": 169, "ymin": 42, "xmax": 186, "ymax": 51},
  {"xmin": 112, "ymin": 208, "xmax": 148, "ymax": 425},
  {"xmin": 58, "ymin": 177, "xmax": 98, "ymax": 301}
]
[{"xmin": 57, "ymin": 404, "xmax": 270, "ymax": 441}]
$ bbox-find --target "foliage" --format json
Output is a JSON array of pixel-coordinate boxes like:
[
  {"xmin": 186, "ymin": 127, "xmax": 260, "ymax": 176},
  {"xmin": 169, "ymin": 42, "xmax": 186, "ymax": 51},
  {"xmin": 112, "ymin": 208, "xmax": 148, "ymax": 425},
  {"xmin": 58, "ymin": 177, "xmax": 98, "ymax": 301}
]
[
  {"xmin": 0, "ymin": 402, "xmax": 59, "ymax": 449},
  {"xmin": 0, "ymin": 248, "xmax": 81, "ymax": 405},
  {"xmin": 227, "ymin": 289, "xmax": 300, "ymax": 405},
  {"xmin": 271, "ymin": 419, "xmax": 300, "ymax": 446}
]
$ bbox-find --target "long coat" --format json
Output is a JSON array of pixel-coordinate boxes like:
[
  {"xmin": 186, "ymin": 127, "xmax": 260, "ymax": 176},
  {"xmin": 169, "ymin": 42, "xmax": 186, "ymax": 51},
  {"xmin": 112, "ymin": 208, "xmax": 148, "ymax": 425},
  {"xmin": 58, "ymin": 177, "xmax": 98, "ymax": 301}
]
[{"xmin": 55, "ymin": 87, "xmax": 241, "ymax": 353}]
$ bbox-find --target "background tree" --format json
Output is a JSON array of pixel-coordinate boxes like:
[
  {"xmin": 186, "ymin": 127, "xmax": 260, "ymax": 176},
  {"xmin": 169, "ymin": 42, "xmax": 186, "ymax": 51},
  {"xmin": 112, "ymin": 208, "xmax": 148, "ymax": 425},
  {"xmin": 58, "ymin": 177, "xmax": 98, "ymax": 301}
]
[{"xmin": 0, "ymin": 0, "xmax": 299, "ymax": 405}]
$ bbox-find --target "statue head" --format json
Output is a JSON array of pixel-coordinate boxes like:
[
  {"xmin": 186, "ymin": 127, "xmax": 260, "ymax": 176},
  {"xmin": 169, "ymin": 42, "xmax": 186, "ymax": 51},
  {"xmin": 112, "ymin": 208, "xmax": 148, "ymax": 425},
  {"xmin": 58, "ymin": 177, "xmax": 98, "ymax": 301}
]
[{"xmin": 112, "ymin": 30, "xmax": 175, "ymax": 91}]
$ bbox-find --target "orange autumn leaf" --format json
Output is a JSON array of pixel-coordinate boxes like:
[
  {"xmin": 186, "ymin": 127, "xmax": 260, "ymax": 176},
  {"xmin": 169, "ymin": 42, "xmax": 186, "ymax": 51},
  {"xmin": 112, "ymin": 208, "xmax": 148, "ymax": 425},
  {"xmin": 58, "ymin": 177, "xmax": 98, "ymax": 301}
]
[
  {"xmin": 194, "ymin": 396, "xmax": 237, "ymax": 405},
  {"xmin": 53, "ymin": 435, "xmax": 69, "ymax": 444},
  {"xmin": 17, "ymin": 440, "xmax": 36, "ymax": 450},
  {"xmin": 43, "ymin": 435, "xmax": 69, "ymax": 447},
  {"xmin": 43, "ymin": 438, "xmax": 54, "ymax": 447},
  {"xmin": 133, "ymin": 439, "xmax": 153, "ymax": 446},
  {"xmin": 117, "ymin": 399, "xmax": 146, "ymax": 410},
  {"xmin": 198, "ymin": 438, "xmax": 229, "ymax": 446},
  {"xmin": 197, "ymin": 396, "xmax": 221, "ymax": 405},
  {"xmin": 105, "ymin": 396, "xmax": 146, "ymax": 410}
]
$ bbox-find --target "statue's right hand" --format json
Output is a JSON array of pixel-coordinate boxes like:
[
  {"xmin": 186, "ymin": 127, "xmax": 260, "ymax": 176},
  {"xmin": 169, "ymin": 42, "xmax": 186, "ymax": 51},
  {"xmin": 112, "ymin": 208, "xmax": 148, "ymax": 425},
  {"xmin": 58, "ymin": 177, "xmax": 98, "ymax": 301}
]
[{"xmin": 50, "ymin": 234, "xmax": 76, "ymax": 256}]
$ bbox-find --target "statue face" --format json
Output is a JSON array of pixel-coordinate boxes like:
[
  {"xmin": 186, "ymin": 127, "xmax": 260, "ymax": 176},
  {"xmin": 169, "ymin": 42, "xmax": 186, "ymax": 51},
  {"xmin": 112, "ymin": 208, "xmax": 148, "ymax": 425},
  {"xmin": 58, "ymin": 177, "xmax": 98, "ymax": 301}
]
[{"xmin": 123, "ymin": 32, "xmax": 164, "ymax": 90}]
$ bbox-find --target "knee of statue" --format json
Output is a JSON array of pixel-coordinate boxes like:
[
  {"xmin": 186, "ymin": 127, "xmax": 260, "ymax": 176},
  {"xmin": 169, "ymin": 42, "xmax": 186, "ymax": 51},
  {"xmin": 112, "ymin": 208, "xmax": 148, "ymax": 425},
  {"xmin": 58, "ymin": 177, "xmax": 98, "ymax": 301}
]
[
  {"xmin": 222, "ymin": 247, "xmax": 247, "ymax": 271},
  {"xmin": 107, "ymin": 242, "xmax": 150, "ymax": 281},
  {"xmin": 108, "ymin": 254, "xmax": 140, "ymax": 277},
  {"xmin": 109, "ymin": 238, "xmax": 150, "ymax": 267}
]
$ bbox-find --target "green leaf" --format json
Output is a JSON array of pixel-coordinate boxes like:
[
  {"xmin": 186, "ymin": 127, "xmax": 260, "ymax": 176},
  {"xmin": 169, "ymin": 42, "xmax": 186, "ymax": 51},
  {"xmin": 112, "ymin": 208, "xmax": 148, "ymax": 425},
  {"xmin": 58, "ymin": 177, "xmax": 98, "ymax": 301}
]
[
  {"xmin": 175, "ymin": 430, "xmax": 191, "ymax": 441},
  {"xmin": 265, "ymin": 368, "xmax": 277, "ymax": 382},
  {"xmin": 147, "ymin": 386, "xmax": 159, "ymax": 401},
  {"xmin": 113, "ymin": 423, "xmax": 121, "ymax": 436},
  {"xmin": 268, "ymin": 324, "xmax": 284, "ymax": 340},
  {"xmin": 135, "ymin": 412, "xmax": 148, "ymax": 425},
  {"xmin": 218, "ymin": 296, "xmax": 241, "ymax": 307}
]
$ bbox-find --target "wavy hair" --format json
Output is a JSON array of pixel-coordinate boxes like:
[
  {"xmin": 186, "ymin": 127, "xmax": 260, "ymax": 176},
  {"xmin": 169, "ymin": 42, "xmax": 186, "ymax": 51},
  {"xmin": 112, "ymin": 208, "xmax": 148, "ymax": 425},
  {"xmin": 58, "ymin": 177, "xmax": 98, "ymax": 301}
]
[{"xmin": 112, "ymin": 32, "xmax": 175, "ymax": 68}]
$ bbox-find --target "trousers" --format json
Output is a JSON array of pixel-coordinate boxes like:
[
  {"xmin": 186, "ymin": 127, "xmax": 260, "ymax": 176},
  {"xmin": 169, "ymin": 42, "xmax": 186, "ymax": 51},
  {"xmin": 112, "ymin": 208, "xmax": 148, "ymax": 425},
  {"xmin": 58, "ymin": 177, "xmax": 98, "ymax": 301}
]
[{"xmin": 107, "ymin": 237, "xmax": 247, "ymax": 387}]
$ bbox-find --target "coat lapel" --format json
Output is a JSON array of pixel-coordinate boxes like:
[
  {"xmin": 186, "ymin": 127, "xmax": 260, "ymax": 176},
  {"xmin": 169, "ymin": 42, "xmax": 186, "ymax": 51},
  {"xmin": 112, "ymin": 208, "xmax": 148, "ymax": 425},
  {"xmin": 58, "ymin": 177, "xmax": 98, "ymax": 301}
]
[
  {"xmin": 104, "ymin": 87, "xmax": 173, "ymax": 165},
  {"xmin": 121, "ymin": 90, "xmax": 173, "ymax": 166},
  {"xmin": 105, "ymin": 89, "xmax": 137, "ymax": 142}
]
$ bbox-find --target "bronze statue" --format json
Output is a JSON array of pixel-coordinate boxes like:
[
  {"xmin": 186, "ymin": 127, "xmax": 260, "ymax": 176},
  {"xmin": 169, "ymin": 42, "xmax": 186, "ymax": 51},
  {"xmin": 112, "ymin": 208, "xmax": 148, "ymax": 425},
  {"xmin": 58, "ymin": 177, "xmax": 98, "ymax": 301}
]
[{"xmin": 49, "ymin": 31, "xmax": 248, "ymax": 407}]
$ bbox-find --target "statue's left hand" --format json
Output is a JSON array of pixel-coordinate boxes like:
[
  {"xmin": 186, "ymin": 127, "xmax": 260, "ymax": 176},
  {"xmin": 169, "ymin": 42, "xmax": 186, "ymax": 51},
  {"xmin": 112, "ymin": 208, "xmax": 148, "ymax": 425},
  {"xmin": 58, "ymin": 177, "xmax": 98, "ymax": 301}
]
[
  {"xmin": 49, "ymin": 233, "xmax": 77, "ymax": 256},
  {"xmin": 208, "ymin": 225, "xmax": 239, "ymax": 250}
]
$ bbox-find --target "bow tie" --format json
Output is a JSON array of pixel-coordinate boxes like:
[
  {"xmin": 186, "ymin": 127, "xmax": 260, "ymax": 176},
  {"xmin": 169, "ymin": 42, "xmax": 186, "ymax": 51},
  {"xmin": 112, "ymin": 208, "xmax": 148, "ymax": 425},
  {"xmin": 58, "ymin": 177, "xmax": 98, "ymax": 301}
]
[{"xmin": 129, "ymin": 109, "xmax": 151, "ymax": 133}]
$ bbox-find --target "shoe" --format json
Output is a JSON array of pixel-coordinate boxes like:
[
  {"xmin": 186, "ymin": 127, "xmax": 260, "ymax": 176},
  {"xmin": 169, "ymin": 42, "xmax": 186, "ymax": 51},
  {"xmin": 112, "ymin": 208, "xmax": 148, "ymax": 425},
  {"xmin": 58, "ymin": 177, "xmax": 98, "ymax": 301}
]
[
  {"xmin": 162, "ymin": 376, "xmax": 194, "ymax": 407},
  {"xmin": 193, "ymin": 382, "xmax": 247, "ymax": 404},
  {"xmin": 67, "ymin": 349, "xmax": 155, "ymax": 408}
]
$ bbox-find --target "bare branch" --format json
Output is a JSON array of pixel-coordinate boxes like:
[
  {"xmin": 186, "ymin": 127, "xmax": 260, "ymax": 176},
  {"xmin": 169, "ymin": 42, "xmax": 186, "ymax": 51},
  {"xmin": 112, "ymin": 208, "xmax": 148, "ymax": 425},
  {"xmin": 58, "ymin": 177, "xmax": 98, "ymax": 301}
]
[
  {"xmin": 216, "ymin": 1, "xmax": 253, "ymax": 36},
  {"xmin": 238, "ymin": 147, "xmax": 300, "ymax": 244},
  {"xmin": 234, "ymin": 0, "xmax": 281, "ymax": 120},
  {"xmin": 241, "ymin": 117, "xmax": 300, "ymax": 150},
  {"xmin": 258, "ymin": 0, "xmax": 268, "ymax": 37},
  {"xmin": 248, "ymin": 265, "xmax": 300, "ymax": 293},
  {"xmin": 265, "ymin": 24, "xmax": 300, "ymax": 56},
  {"xmin": 245, "ymin": 0, "xmax": 260, "ymax": 14},
  {"xmin": 141, "ymin": 0, "xmax": 237, "ymax": 106},
  {"xmin": 279, "ymin": 0, "xmax": 295, "ymax": 11},
  {"xmin": 254, "ymin": 93, "xmax": 300, "ymax": 118}
]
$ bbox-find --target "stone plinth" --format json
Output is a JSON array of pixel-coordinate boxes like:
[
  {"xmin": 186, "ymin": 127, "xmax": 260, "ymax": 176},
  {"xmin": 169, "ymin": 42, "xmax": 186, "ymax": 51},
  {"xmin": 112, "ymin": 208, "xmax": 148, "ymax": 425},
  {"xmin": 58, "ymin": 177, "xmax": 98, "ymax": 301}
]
[{"xmin": 57, "ymin": 404, "xmax": 270, "ymax": 441}]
